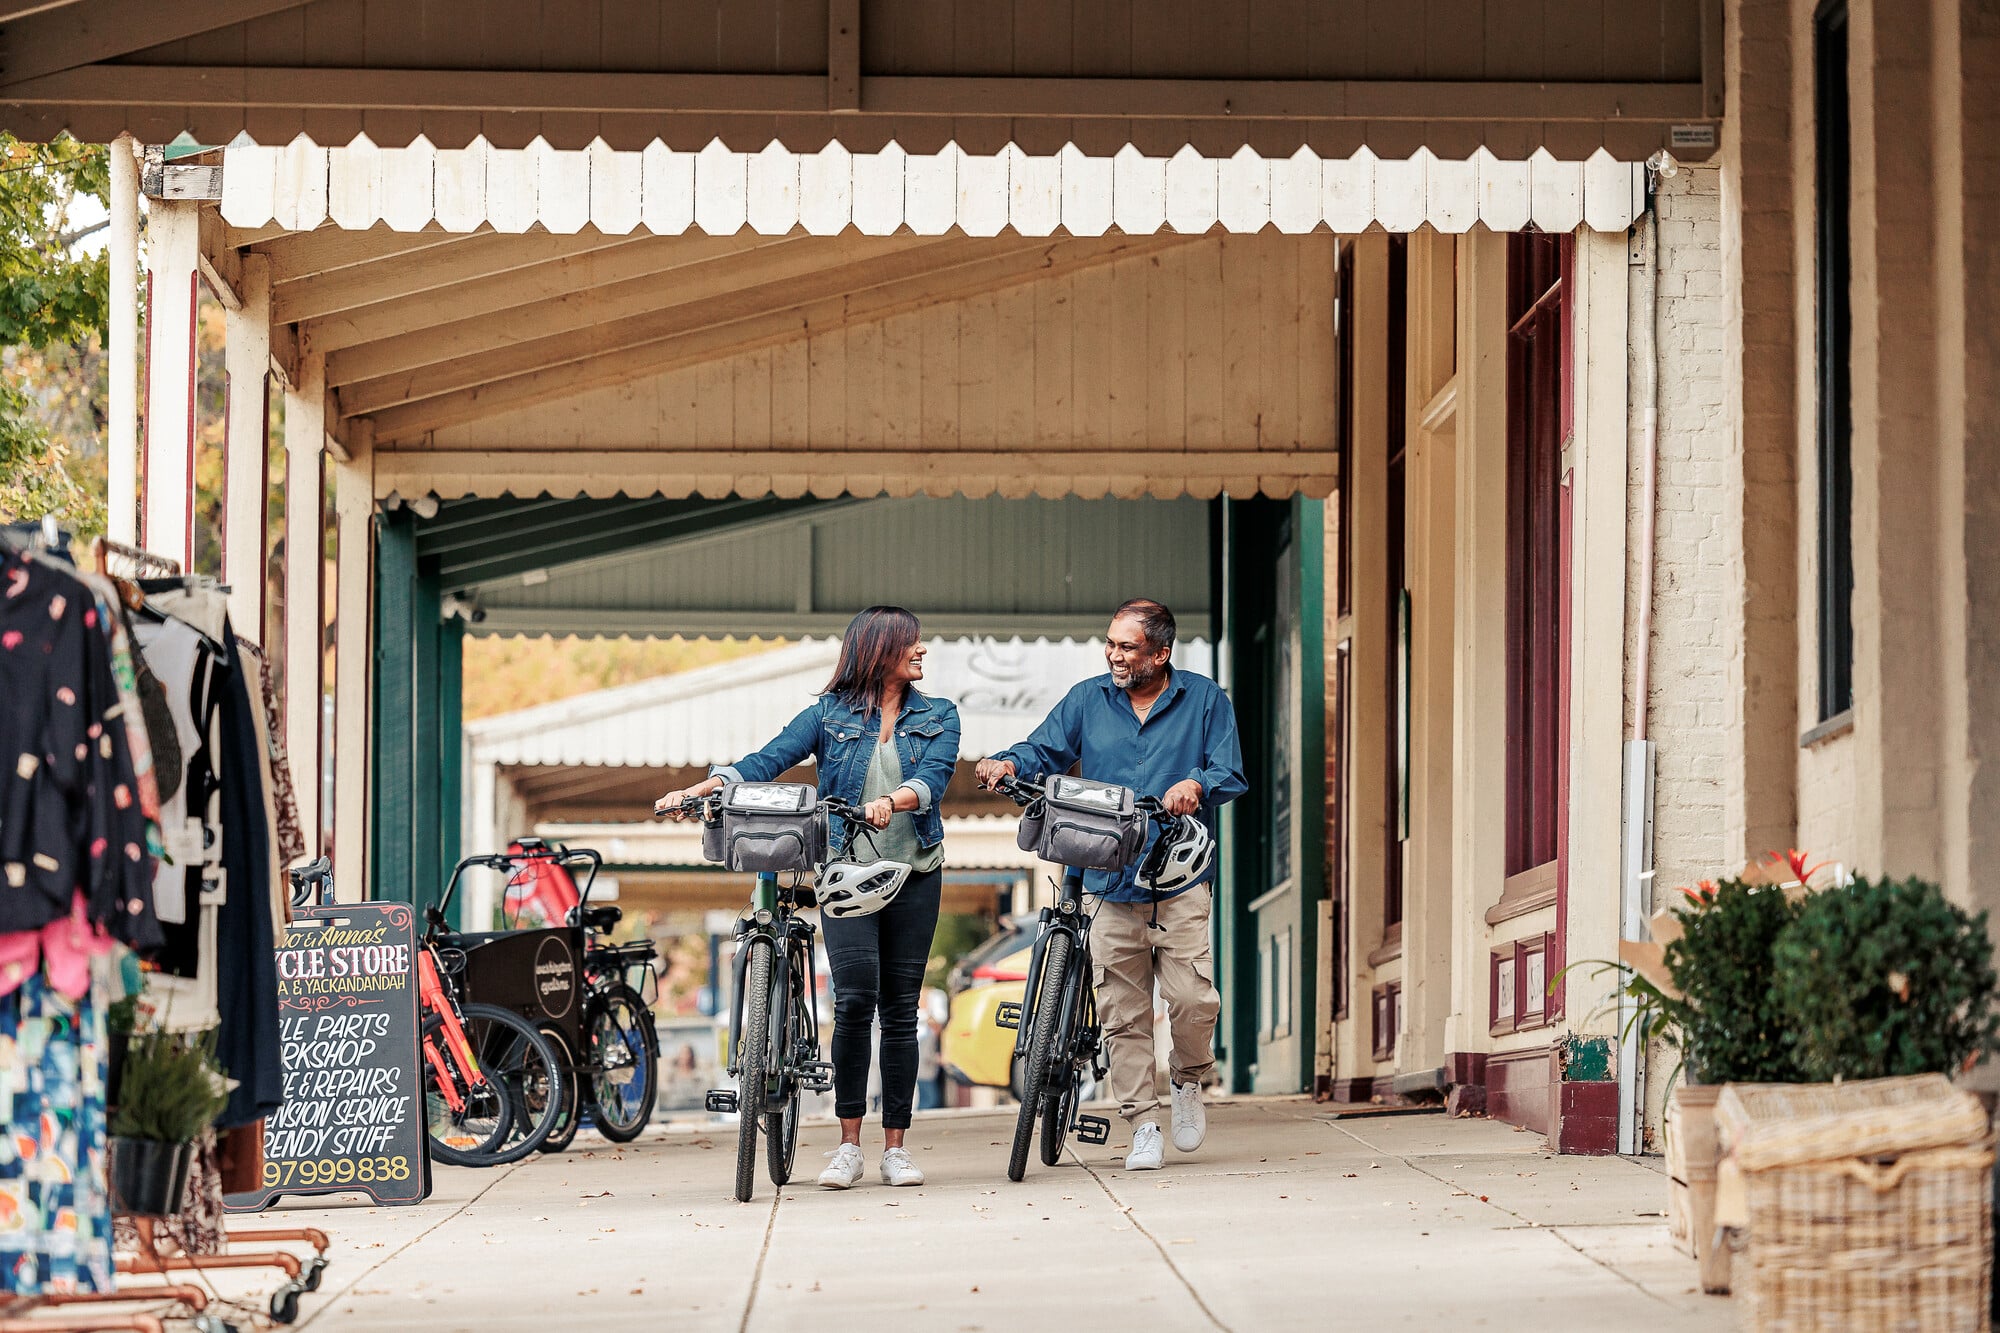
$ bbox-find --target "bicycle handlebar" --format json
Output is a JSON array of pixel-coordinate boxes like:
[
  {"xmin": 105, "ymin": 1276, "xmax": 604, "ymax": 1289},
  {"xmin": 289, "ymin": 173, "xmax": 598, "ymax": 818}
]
[{"xmin": 984, "ymin": 773, "xmax": 1167, "ymax": 818}]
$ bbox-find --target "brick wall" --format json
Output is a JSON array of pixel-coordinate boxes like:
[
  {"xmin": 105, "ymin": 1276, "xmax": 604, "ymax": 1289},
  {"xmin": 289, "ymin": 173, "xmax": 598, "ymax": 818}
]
[{"xmin": 1632, "ymin": 164, "xmax": 1734, "ymax": 900}]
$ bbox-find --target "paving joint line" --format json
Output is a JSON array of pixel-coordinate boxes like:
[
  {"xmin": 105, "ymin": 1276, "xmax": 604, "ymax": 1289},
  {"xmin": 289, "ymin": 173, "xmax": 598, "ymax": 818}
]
[
  {"xmin": 1071, "ymin": 1146, "xmax": 1233, "ymax": 1333},
  {"xmin": 293, "ymin": 1156, "xmax": 528, "ymax": 1329},
  {"xmin": 1320, "ymin": 1120, "xmax": 1678, "ymax": 1310},
  {"xmin": 735, "ymin": 1187, "xmax": 783, "ymax": 1333}
]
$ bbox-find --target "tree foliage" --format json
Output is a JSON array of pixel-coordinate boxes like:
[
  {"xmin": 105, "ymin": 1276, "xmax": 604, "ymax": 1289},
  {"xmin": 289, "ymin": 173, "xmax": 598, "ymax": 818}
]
[{"xmin": 1, "ymin": 133, "xmax": 111, "ymax": 532}]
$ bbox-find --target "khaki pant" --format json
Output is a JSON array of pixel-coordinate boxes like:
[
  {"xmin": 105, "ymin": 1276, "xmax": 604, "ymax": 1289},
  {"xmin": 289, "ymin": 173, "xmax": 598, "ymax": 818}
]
[{"xmin": 1088, "ymin": 885, "xmax": 1220, "ymax": 1126}]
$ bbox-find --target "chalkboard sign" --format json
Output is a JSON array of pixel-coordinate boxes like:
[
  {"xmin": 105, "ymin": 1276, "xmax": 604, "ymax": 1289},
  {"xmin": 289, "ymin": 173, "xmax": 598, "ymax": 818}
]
[{"xmin": 226, "ymin": 903, "xmax": 431, "ymax": 1210}]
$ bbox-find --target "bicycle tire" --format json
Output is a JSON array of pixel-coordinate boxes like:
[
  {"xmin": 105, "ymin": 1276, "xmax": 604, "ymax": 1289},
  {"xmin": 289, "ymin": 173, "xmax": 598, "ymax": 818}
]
[
  {"xmin": 536, "ymin": 1024, "xmax": 581, "ymax": 1154},
  {"xmin": 1041, "ymin": 1075, "xmax": 1078, "ymax": 1167},
  {"xmin": 1008, "ymin": 932, "xmax": 1071, "ymax": 1182},
  {"xmin": 427, "ymin": 1004, "xmax": 565, "ymax": 1167},
  {"xmin": 583, "ymin": 983, "xmax": 659, "ymax": 1144},
  {"xmin": 424, "ymin": 1047, "xmax": 513, "ymax": 1167},
  {"xmin": 734, "ymin": 939, "xmax": 774, "ymax": 1203},
  {"xmin": 765, "ymin": 959, "xmax": 806, "ymax": 1186}
]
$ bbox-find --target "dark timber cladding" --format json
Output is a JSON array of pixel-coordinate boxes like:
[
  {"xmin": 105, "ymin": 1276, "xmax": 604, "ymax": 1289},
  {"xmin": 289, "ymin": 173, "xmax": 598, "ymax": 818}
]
[{"xmin": 0, "ymin": 0, "xmax": 1720, "ymax": 160}]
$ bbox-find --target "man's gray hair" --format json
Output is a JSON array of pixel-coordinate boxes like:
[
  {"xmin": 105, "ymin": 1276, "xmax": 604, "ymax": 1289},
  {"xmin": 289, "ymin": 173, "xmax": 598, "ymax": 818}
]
[{"xmin": 1113, "ymin": 598, "xmax": 1177, "ymax": 652}]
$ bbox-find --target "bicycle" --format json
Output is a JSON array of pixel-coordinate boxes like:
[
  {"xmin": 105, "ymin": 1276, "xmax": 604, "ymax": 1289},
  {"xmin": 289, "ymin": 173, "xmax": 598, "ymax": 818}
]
[
  {"xmin": 665, "ymin": 790, "xmax": 845, "ymax": 1203},
  {"xmin": 987, "ymin": 774, "xmax": 1172, "ymax": 1181},
  {"xmin": 417, "ymin": 903, "xmax": 569, "ymax": 1166}
]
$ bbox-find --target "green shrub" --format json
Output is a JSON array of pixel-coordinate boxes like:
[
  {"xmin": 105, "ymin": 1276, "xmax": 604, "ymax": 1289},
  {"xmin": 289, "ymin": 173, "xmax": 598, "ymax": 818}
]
[
  {"xmin": 1665, "ymin": 878, "xmax": 1808, "ymax": 1085},
  {"xmin": 109, "ymin": 1029, "xmax": 231, "ymax": 1143},
  {"xmin": 1773, "ymin": 875, "xmax": 2000, "ymax": 1080}
]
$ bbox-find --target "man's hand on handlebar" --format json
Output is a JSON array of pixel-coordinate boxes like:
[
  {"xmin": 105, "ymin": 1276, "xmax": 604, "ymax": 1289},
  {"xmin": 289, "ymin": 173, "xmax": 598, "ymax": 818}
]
[
  {"xmin": 975, "ymin": 757, "xmax": 1016, "ymax": 790},
  {"xmin": 1162, "ymin": 779, "xmax": 1204, "ymax": 817}
]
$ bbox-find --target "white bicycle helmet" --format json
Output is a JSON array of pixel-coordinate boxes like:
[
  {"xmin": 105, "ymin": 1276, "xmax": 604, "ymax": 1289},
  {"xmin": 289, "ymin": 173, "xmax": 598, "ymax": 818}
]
[
  {"xmin": 816, "ymin": 858, "xmax": 914, "ymax": 919},
  {"xmin": 1138, "ymin": 815, "xmax": 1214, "ymax": 894}
]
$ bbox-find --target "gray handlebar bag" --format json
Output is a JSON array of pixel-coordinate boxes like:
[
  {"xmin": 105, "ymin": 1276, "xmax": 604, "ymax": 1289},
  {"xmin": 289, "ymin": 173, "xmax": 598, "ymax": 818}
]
[
  {"xmin": 708, "ymin": 782, "xmax": 827, "ymax": 874},
  {"xmin": 1015, "ymin": 775, "xmax": 1146, "ymax": 872}
]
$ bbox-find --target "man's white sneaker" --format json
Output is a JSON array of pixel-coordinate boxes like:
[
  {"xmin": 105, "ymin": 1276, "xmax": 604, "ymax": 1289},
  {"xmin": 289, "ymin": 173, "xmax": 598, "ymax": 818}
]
[
  {"xmin": 879, "ymin": 1147, "xmax": 924, "ymax": 1186},
  {"xmin": 1124, "ymin": 1122, "xmax": 1165, "ymax": 1171},
  {"xmin": 1170, "ymin": 1080, "xmax": 1207, "ymax": 1152},
  {"xmin": 817, "ymin": 1143, "xmax": 864, "ymax": 1188}
]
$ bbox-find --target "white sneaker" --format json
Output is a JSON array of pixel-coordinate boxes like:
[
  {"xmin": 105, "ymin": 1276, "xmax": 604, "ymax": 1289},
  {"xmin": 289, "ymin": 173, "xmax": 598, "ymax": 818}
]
[
  {"xmin": 1124, "ymin": 1122, "xmax": 1165, "ymax": 1171},
  {"xmin": 817, "ymin": 1143, "xmax": 864, "ymax": 1188},
  {"xmin": 1170, "ymin": 1080, "xmax": 1207, "ymax": 1153},
  {"xmin": 879, "ymin": 1147, "xmax": 924, "ymax": 1186}
]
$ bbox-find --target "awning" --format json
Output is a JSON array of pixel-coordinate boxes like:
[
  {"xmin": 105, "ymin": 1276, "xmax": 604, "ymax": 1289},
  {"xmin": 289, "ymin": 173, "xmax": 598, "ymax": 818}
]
[{"xmin": 220, "ymin": 137, "xmax": 1646, "ymax": 239}]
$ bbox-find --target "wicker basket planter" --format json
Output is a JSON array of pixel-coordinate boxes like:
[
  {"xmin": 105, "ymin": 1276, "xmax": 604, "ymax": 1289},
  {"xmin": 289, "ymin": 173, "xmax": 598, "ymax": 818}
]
[{"xmin": 1716, "ymin": 1075, "xmax": 1994, "ymax": 1331}]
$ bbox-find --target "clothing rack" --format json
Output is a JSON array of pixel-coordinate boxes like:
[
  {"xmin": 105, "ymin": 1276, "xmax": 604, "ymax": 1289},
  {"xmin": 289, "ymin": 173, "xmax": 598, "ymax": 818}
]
[{"xmin": 3, "ymin": 530, "xmax": 327, "ymax": 1326}]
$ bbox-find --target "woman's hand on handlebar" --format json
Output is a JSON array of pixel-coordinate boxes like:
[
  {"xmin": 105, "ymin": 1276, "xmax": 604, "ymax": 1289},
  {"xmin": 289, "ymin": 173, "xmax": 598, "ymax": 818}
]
[
  {"xmin": 654, "ymin": 775, "xmax": 723, "ymax": 820},
  {"xmin": 860, "ymin": 796, "xmax": 895, "ymax": 829}
]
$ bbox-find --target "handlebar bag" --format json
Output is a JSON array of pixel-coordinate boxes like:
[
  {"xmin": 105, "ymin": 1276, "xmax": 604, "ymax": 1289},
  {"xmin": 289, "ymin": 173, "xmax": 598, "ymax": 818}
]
[
  {"xmin": 714, "ymin": 782, "xmax": 826, "ymax": 874},
  {"xmin": 1018, "ymin": 775, "xmax": 1145, "ymax": 872}
]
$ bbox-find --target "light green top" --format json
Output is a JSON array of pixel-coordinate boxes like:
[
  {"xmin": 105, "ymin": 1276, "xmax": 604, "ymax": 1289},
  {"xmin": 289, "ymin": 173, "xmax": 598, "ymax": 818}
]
[{"xmin": 859, "ymin": 740, "xmax": 944, "ymax": 873}]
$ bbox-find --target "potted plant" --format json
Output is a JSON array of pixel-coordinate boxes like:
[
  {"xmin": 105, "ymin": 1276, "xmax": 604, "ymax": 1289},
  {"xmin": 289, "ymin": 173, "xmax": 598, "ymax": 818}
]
[
  {"xmin": 108, "ymin": 1029, "xmax": 231, "ymax": 1217},
  {"xmin": 1773, "ymin": 874, "xmax": 1999, "ymax": 1080}
]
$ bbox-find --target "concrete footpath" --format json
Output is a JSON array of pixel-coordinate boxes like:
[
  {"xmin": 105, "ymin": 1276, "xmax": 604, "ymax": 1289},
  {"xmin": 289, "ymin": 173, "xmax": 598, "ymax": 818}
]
[{"xmin": 207, "ymin": 1097, "xmax": 1729, "ymax": 1330}]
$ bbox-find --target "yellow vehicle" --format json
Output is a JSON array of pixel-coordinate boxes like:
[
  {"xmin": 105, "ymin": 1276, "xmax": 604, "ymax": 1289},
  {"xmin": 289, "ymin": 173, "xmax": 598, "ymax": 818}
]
[{"xmin": 941, "ymin": 942, "xmax": 1030, "ymax": 1089}]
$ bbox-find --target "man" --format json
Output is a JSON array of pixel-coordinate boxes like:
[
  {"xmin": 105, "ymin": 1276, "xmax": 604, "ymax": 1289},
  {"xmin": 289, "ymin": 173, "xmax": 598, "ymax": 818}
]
[{"xmin": 976, "ymin": 599, "xmax": 1246, "ymax": 1171}]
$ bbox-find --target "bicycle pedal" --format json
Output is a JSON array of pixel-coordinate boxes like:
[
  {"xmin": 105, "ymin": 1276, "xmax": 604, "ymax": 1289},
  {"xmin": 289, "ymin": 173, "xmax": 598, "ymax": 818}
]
[
  {"xmin": 995, "ymin": 1002, "xmax": 1022, "ymax": 1030},
  {"xmin": 1074, "ymin": 1114, "xmax": 1111, "ymax": 1146},
  {"xmin": 704, "ymin": 1089, "xmax": 739, "ymax": 1114},
  {"xmin": 799, "ymin": 1060, "xmax": 834, "ymax": 1092}
]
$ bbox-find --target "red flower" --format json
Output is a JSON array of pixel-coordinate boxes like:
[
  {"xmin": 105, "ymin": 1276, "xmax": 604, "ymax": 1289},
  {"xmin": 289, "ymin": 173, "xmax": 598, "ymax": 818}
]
[
  {"xmin": 1775, "ymin": 848, "xmax": 1829, "ymax": 886},
  {"xmin": 1680, "ymin": 880, "xmax": 1718, "ymax": 905}
]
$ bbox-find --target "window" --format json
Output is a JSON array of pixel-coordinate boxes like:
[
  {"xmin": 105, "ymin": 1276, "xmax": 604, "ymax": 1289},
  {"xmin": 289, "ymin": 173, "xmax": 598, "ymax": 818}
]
[
  {"xmin": 1371, "ymin": 982, "xmax": 1401, "ymax": 1062},
  {"xmin": 1384, "ymin": 236, "xmax": 1408, "ymax": 928},
  {"xmin": 1503, "ymin": 233, "xmax": 1570, "ymax": 883},
  {"xmin": 1815, "ymin": 0, "xmax": 1854, "ymax": 721}
]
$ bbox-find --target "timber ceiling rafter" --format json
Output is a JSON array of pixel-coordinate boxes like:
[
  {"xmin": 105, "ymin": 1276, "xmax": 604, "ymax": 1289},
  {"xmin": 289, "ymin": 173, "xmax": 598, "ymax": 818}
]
[{"xmin": 288, "ymin": 228, "xmax": 1200, "ymax": 444}]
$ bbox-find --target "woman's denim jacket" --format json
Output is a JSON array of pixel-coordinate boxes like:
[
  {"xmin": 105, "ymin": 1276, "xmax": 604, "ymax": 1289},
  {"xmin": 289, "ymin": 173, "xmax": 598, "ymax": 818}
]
[{"xmin": 711, "ymin": 690, "xmax": 962, "ymax": 853}]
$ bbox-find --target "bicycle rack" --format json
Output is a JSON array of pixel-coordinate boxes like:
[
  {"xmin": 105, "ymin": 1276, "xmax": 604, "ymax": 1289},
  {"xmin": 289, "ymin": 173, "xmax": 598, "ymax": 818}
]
[
  {"xmin": 1074, "ymin": 1114, "xmax": 1111, "ymax": 1146},
  {"xmin": 704, "ymin": 1089, "xmax": 739, "ymax": 1114},
  {"xmin": 994, "ymin": 1002, "xmax": 1022, "ymax": 1030}
]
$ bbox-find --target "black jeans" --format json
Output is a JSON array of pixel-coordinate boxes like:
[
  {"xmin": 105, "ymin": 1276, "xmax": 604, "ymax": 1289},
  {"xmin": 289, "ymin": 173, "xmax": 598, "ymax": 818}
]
[{"xmin": 820, "ymin": 866, "xmax": 942, "ymax": 1130}]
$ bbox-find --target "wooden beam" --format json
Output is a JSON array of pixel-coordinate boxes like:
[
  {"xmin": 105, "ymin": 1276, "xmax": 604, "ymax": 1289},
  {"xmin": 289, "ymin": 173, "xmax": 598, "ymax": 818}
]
[
  {"xmin": 4, "ymin": 64, "xmax": 1709, "ymax": 123},
  {"xmin": 827, "ymin": 0, "xmax": 860, "ymax": 111},
  {"xmin": 361, "ymin": 232, "xmax": 1199, "ymax": 441},
  {"xmin": 197, "ymin": 206, "xmax": 243, "ymax": 310},
  {"xmin": 338, "ymin": 234, "xmax": 1017, "ymax": 415},
  {"xmin": 255, "ymin": 225, "xmax": 474, "ymax": 283},
  {"xmin": 306, "ymin": 231, "xmax": 786, "ymax": 358},
  {"xmin": 0, "ymin": 1, "xmax": 319, "ymax": 87},
  {"xmin": 324, "ymin": 233, "xmax": 941, "ymax": 388},
  {"xmin": 274, "ymin": 229, "xmax": 645, "ymax": 325},
  {"xmin": 0, "ymin": 1, "xmax": 85, "ymax": 20}
]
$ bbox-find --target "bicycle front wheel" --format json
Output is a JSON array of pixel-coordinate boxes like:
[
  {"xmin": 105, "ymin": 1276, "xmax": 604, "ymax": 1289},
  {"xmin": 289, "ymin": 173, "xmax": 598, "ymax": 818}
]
[
  {"xmin": 734, "ymin": 938, "xmax": 775, "ymax": 1203},
  {"xmin": 584, "ymin": 983, "xmax": 659, "ymax": 1143},
  {"xmin": 765, "ymin": 957, "xmax": 807, "ymax": 1186},
  {"xmin": 1008, "ymin": 932, "xmax": 1071, "ymax": 1182}
]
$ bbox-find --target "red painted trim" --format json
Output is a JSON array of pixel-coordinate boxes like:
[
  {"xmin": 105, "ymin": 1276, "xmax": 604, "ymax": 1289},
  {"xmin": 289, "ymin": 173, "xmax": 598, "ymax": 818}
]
[
  {"xmin": 181, "ymin": 270, "xmax": 198, "ymax": 574},
  {"xmin": 220, "ymin": 370, "xmax": 232, "ymax": 579},
  {"xmin": 258, "ymin": 371, "xmax": 270, "ymax": 643},
  {"xmin": 138, "ymin": 270, "xmax": 154, "ymax": 548}
]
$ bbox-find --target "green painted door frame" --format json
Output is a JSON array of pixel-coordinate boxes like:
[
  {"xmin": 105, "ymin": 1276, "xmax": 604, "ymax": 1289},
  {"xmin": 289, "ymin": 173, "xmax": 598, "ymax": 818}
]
[
  {"xmin": 1214, "ymin": 496, "xmax": 1325, "ymax": 1094},
  {"xmin": 371, "ymin": 509, "xmax": 457, "ymax": 915}
]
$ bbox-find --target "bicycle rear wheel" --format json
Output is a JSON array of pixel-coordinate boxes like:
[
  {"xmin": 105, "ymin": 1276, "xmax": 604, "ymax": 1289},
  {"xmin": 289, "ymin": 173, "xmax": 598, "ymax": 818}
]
[
  {"xmin": 1008, "ymin": 932, "xmax": 1071, "ymax": 1182},
  {"xmin": 427, "ymin": 1004, "xmax": 565, "ymax": 1167},
  {"xmin": 583, "ymin": 983, "xmax": 659, "ymax": 1143},
  {"xmin": 734, "ymin": 938, "xmax": 774, "ymax": 1202},
  {"xmin": 536, "ymin": 1024, "xmax": 581, "ymax": 1154}
]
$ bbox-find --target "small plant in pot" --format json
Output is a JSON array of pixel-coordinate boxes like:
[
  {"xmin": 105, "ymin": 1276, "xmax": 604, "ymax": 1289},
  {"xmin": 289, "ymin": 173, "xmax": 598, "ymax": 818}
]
[{"xmin": 108, "ymin": 1028, "xmax": 231, "ymax": 1217}]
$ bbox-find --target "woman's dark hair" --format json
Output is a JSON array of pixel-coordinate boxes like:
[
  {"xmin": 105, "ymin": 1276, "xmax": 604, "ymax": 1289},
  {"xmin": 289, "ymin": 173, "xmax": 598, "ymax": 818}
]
[{"xmin": 824, "ymin": 606, "xmax": 923, "ymax": 708}]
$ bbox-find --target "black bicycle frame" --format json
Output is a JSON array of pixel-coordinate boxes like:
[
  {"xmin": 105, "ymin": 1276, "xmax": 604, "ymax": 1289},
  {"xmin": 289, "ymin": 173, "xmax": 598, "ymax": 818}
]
[
  {"xmin": 1012, "ymin": 891, "xmax": 1092, "ymax": 1065},
  {"xmin": 722, "ymin": 882, "xmax": 820, "ymax": 1118}
]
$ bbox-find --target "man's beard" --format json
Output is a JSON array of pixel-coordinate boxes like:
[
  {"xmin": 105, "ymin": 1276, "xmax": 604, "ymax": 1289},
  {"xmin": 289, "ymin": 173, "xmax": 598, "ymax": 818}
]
[{"xmin": 1117, "ymin": 657, "xmax": 1163, "ymax": 691}]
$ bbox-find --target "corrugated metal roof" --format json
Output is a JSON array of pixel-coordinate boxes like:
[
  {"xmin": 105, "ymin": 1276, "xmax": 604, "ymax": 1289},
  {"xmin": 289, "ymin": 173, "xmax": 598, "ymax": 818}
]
[
  {"xmin": 455, "ymin": 494, "xmax": 1213, "ymax": 640},
  {"xmin": 466, "ymin": 635, "xmax": 1212, "ymax": 768}
]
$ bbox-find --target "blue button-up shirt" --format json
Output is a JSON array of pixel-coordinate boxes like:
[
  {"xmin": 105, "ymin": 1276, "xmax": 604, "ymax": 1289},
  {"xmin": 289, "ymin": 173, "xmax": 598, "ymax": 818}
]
[{"xmin": 995, "ymin": 669, "xmax": 1247, "ymax": 902}]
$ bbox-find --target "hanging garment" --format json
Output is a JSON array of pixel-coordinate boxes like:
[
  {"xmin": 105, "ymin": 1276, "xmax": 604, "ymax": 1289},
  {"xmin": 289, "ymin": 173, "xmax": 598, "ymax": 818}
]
[
  {"xmin": 0, "ymin": 548, "xmax": 159, "ymax": 951},
  {"xmin": 128, "ymin": 616, "xmax": 215, "ymax": 936},
  {"xmin": 233, "ymin": 642, "xmax": 300, "ymax": 926},
  {"xmin": 211, "ymin": 625, "xmax": 282, "ymax": 1130},
  {"xmin": 0, "ymin": 962, "xmax": 115, "ymax": 1295}
]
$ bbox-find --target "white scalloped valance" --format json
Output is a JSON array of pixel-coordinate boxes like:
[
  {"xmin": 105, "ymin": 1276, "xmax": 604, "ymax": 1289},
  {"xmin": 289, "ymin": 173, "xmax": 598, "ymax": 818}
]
[{"xmin": 221, "ymin": 135, "xmax": 1643, "ymax": 239}]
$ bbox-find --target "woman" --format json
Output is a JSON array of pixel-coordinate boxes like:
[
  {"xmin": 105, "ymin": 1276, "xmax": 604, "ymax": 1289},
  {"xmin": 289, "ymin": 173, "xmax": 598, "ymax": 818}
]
[{"xmin": 655, "ymin": 607, "xmax": 960, "ymax": 1189}]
